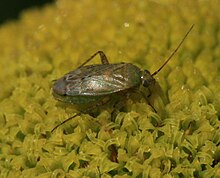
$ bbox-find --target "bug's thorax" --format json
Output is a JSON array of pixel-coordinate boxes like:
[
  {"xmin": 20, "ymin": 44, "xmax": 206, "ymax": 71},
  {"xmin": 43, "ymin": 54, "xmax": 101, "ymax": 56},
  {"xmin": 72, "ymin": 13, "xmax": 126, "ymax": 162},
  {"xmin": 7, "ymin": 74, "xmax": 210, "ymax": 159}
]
[{"xmin": 141, "ymin": 70, "xmax": 156, "ymax": 88}]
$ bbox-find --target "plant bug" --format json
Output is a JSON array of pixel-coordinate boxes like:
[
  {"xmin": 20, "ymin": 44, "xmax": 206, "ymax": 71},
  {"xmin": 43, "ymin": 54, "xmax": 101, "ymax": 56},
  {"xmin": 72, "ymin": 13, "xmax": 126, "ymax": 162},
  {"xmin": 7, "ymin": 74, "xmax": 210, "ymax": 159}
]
[{"xmin": 51, "ymin": 24, "xmax": 194, "ymax": 132}]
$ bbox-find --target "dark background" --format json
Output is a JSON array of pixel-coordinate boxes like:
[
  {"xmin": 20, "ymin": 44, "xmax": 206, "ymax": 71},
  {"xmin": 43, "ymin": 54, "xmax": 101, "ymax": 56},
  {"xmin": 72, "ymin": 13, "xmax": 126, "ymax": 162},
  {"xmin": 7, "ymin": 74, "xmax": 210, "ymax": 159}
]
[{"xmin": 0, "ymin": 0, "xmax": 55, "ymax": 24}]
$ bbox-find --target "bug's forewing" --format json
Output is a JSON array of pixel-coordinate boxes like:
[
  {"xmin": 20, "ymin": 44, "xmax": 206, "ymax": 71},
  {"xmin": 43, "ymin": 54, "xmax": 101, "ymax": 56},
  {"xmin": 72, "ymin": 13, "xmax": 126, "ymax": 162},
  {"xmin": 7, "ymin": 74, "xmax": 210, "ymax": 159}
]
[{"xmin": 65, "ymin": 63, "xmax": 142, "ymax": 96}]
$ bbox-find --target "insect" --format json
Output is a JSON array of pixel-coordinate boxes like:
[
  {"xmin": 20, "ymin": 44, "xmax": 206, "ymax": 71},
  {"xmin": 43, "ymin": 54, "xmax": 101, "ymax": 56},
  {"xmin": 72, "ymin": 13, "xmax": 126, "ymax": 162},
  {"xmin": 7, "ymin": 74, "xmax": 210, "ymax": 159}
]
[{"xmin": 51, "ymin": 24, "xmax": 194, "ymax": 132}]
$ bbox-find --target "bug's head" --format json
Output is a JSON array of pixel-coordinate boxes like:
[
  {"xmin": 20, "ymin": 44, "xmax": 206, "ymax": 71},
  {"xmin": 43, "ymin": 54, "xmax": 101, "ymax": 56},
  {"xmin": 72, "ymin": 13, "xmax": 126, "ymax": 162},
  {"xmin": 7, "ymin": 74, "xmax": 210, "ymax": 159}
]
[{"xmin": 141, "ymin": 70, "xmax": 156, "ymax": 88}]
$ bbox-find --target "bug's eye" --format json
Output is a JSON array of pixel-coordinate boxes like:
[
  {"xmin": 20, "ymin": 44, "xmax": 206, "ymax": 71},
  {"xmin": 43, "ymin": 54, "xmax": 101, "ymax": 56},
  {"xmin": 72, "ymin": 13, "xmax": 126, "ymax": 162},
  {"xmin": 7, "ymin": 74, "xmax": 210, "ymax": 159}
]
[{"xmin": 141, "ymin": 70, "xmax": 155, "ymax": 88}]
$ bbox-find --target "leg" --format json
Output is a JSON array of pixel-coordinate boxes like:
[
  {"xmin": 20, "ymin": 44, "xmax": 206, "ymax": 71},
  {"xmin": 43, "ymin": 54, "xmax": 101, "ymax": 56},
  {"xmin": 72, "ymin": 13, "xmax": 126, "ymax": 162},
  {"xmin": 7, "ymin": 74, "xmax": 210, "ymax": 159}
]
[
  {"xmin": 51, "ymin": 96, "xmax": 112, "ymax": 133},
  {"xmin": 147, "ymin": 88, "xmax": 156, "ymax": 112},
  {"xmin": 142, "ymin": 89, "xmax": 157, "ymax": 112},
  {"xmin": 131, "ymin": 88, "xmax": 157, "ymax": 113},
  {"xmin": 78, "ymin": 51, "xmax": 109, "ymax": 68},
  {"xmin": 51, "ymin": 113, "xmax": 81, "ymax": 133}
]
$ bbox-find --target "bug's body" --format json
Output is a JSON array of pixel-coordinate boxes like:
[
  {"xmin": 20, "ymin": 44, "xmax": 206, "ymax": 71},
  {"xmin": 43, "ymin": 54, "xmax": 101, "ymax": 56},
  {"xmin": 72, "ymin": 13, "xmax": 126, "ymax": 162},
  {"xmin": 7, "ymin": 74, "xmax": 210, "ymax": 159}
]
[
  {"xmin": 51, "ymin": 25, "xmax": 194, "ymax": 132},
  {"xmin": 53, "ymin": 63, "xmax": 155, "ymax": 104}
]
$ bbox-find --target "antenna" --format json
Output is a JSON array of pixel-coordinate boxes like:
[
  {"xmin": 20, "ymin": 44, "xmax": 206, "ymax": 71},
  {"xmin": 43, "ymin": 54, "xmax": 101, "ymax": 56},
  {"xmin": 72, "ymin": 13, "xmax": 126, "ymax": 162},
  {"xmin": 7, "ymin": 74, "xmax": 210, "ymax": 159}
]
[{"xmin": 151, "ymin": 24, "xmax": 194, "ymax": 77}]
